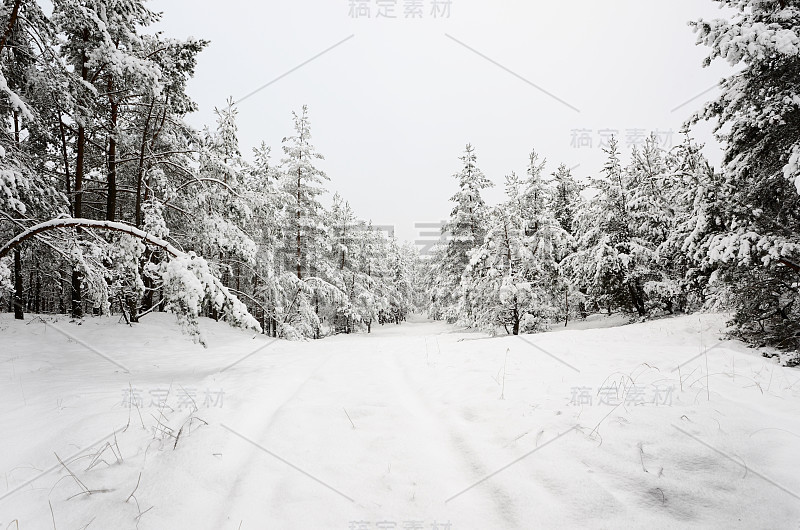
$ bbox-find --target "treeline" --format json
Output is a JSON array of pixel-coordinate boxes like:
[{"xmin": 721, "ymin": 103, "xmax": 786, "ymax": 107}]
[
  {"xmin": 424, "ymin": 0, "xmax": 800, "ymax": 360},
  {"xmin": 424, "ymin": 123, "xmax": 796, "ymax": 359},
  {"xmin": 423, "ymin": 134, "xmax": 713, "ymax": 332},
  {"xmin": 0, "ymin": 0, "xmax": 419, "ymax": 342}
]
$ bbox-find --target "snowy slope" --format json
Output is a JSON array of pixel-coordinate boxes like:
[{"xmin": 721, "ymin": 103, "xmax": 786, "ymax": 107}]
[{"xmin": 1, "ymin": 313, "xmax": 799, "ymax": 529}]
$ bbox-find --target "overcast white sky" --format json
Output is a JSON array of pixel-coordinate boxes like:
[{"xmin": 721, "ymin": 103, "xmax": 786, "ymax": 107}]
[{"xmin": 150, "ymin": 0, "xmax": 734, "ymax": 244}]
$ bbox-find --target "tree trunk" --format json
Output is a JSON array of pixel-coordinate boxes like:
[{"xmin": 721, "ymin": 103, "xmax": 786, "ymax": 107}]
[
  {"xmin": 296, "ymin": 168, "xmax": 302, "ymax": 279},
  {"xmin": 58, "ymin": 116, "xmax": 73, "ymax": 216},
  {"xmin": 628, "ymin": 282, "xmax": 646, "ymax": 317},
  {"xmin": 71, "ymin": 30, "xmax": 89, "ymax": 319},
  {"xmin": 134, "ymin": 99, "xmax": 154, "ymax": 227},
  {"xmin": 512, "ymin": 302, "xmax": 520, "ymax": 336},
  {"xmin": 13, "ymin": 248, "xmax": 23, "ymax": 320},
  {"xmin": 34, "ymin": 264, "xmax": 41, "ymax": 314},
  {"xmin": 11, "ymin": 111, "xmax": 23, "ymax": 320},
  {"xmin": 106, "ymin": 76, "xmax": 118, "ymax": 221},
  {"xmin": 0, "ymin": 0, "xmax": 21, "ymax": 54}
]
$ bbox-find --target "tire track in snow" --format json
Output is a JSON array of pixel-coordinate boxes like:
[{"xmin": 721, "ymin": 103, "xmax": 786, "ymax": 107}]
[
  {"xmin": 210, "ymin": 350, "xmax": 342, "ymax": 527},
  {"xmin": 211, "ymin": 322, "xmax": 544, "ymax": 527},
  {"xmin": 382, "ymin": 348, "xmax": 522, "ymax": 528}
]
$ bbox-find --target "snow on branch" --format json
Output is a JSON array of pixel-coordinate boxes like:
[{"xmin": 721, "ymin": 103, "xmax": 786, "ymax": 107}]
[
  {"xmin": 0, "ymin": 218, "xmax": 181, "ymax": 259},
  {"xmin": 167, "ymin": 177, "xmax": 245, "ymax": 202},
  {"xmin": 0, "ymin": 218, "xmax": 261, "ymax": 343}
]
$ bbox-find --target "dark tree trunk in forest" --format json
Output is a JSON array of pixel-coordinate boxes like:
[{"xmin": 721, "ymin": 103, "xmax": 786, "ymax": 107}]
[
  {"xmin": 33, "ymin": 260, "xmax": 40, "ymax": 314},
  {"xmin": 628, "ymin": 282, "xmax": 646, "ymax": 317},
  {"xmin": 12, "ymin": 111, "xmax": 23, "ymax": 319},
  {"xmin": 0, "ymin": 0, "xmax": 21, "ymax": 54},
  {"xmin": 13, "ymin": 248, "xmax": 23, "ymax": 320},
  {"xmin": 106, "ymin": 76, "xmax": 118, "ymax": 221},
  {"xmin": 75, "ymin": 123, "xmax": 84, "ymax": 219},
  {"xmin": 71, "ymin": 30, "xmax": 89, "ymax": 319},
  {"xmin": 142, "ymin": 255, "xmax": 154, "ymax": 310},
  {"xmin": 135, "ymin": 98, "xmax": 154, "ymax": 227},
  {"xmin": 70, "ymin": 267, "xmax": 83, "ymax": 318},
  {"xmin": 58, "ymin": 117, "xmax": 73, "ymax": 216}
]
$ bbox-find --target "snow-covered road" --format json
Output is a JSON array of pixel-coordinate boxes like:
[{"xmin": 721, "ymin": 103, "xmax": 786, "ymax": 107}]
[{"xmin": 2, "ymin": 314, "xmax": 800, "ymax": 529}]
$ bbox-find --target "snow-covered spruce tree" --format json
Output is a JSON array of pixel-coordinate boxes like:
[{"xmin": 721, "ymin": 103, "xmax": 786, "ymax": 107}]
[
  {"xmin": 551, "ymin": 163, "xmax": 582, "ymax": 237},
  {"xmin": 626, "ymin": 133, "xmax": 685, "ymax": 314},
  {"xmin": 563, "ymin": 137, "xmax": 655, "ymax": 316},
  {"xmin": 439, "ymin": 144, "xmax": 493, "ymax": 323},
  {"xmin": 658, "ymin": 128, "xmax": 723, "ymax": 313},
  {"xmin": 691, "ymin": 0, "xmax": 800, "ymax": 351},
  {"xmin": 462, "ymin": 204, "xmax": 528, "ymax": 334},
  {"xmin": 354, "ymin": 221, "xmax": 397, "ymax": 332},
  {"xmin": 425, "ymin": 242, "xmax": 449, "ymax": 320},
  {"xmin": 278, "ymin": 106, "xmax": 342, "ymax": 339},
  {"xmin": 518, "ymin": 150, "xmax": 572, "ymax": 326},
  {"xmin": 462, "ymin": 151, "xmax": 571, "ymax": 334},
  {"xmin": 386, "ymin": 237, "xmax": 415, "ymax": 323},
  {"xmin": 193, "ymin": 100, "xmax": 258, "ymax": 282},
  {"xmin": 239, "ymin": 141, "xmax": 287, "ymax": 337},
  {"xmin": 324, "ymin": 193, "xmax": 359, "ymax": 332}
]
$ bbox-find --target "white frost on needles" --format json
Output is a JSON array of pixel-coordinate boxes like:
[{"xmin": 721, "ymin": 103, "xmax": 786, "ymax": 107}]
[
  {"xmin": 0, "ymin": 71, "xmax": 32, "ymax": 121},
  {"xmin": 161, "ymin": 252, "xmax": 261, "ymax": 345},
  {"xmin": 0, "ymin": 256, "xmax": 11, "ymax": 293},
  {"xmin": 0, "ymin": 218, "xmax": 261, "ymax": 343},
  {"xmin": 783, "ymin": 146, "xmax": 800, "ymax": 194}
]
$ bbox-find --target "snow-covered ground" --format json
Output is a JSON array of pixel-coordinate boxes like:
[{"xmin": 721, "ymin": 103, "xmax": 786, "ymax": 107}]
[{"xmin": 1, "ymin": 312, "xmax": 799, "ymax": 529}]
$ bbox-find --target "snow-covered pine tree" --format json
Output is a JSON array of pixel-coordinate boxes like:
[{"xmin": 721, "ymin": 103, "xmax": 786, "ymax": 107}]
[
  {"xmin": 277, "ymin": 106, "xmax": 341, "ymax": 339},
  {"xmin": 386, "ymin": 237, "xmax": 414, "ymax": 323},
  {"xmin": 626, "ymin": 133, "xmax": 682, "ymax": 313},
  {"xmin": 519, "ymin": 151, "xmax": 572, "ymax": 327},
  {"xmin": 424, "ymin": 242, "xmax": 449, "ymax": 321},
  {"xmin": 241, "ymin": 141, "xmax": 285, "ymax": 336},
  {"xmin": 325, "ymin": 193, "xmax": 358, "ymax": 332},
  {"xmin": 281, "ymin": 105, "xmax": 329, "ymax": 280},
  {"xmin": 658, "ymin": 127, "xmax": 722, "ymax": 312},
  {"xmin": 39, "ymin": 0, "xmax": 209, "ymax": 319},
  {"xmin": 518, "ymin": 150, "xmax": 548, "ymax": 235},
  {"xmin": 0, "ymin": 0, "xmax": 68, "ymax": 318},
  {"xmin": 563, "ymin": 137, "xmax": 652, "ymax": 316},
  {"xmin": 551, "ymin": 164, "xmax": 582, "ymax": 237},
  {"xmin": 691, "ymin": 0, "xmax": 800, "ymax": 351},
  {"xmin": 354, "ymin": 221, "xmax": 393, "ymax": 332},
  {"xmin": 347, "ymin": 220, "xmax": 380, "ymax": 333},
  {"xmin": 193, "ymin": 99, "xmax": 258, "ymax": 271},
  {"xmin": 548, "ymin": 163, "xmax": 585, "ymax": 323},
  {"xmin": 462, "ymin": 151, "xmax": 570, "ymax": 334},
  {"xmin": 439, "ymin": 144, "xmax": 493, "ymax": 322},
  {"xmin": 462, "ymin": 203, "xmax": 527, "ymax": 334}
]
